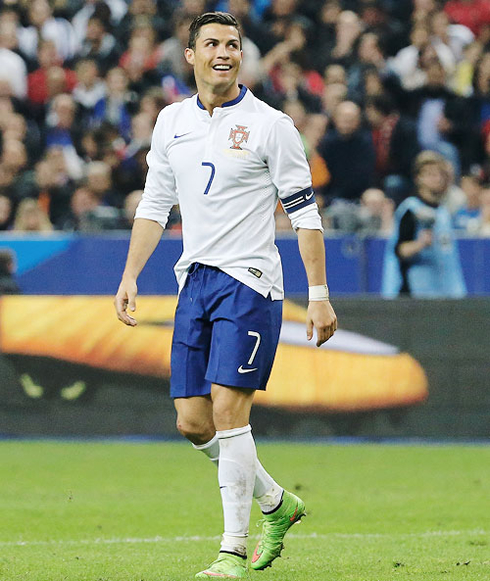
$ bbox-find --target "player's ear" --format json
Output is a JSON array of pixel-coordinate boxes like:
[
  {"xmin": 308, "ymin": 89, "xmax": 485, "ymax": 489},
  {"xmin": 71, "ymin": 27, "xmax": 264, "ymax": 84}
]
[{"xmin": 184, "ymin": 47, "xmax": 195, "ymax": 65}]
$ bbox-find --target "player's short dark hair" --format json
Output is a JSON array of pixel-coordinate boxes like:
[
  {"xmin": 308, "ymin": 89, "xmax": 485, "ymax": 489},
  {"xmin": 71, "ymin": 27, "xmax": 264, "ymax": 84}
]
[{"xmin": 188, "ymin": 12, "xmax": 242, "ymax": 51}]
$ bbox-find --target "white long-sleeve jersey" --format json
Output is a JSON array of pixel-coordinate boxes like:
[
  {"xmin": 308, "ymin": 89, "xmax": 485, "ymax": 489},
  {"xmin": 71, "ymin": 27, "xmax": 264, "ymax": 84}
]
[{"xmin": 135, "ymin": 85, "xmax": 323, "ymax": 299}]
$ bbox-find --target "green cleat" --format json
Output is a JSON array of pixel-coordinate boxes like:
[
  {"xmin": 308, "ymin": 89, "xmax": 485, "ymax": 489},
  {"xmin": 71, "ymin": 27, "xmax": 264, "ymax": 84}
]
[
  {"xmin": 251, "ymin": 490, "xmax": 306, "ymax": 570},
  {"xmin": 195, "ymin": 552, "xmax": 248, "ymax": 579}
]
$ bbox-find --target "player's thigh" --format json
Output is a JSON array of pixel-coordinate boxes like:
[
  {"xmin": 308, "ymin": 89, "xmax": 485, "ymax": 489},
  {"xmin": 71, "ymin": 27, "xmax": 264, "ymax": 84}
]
[
  {"xmin": 206, "ymin": 281, "xmax": 282, "ymax": 390},
  {"xmin": 174, "ymin": 395, "xmax": 214, "ymax": 443},
  {"xmin": 211, "ymin": 384, "xmax": 255, "ymax": 431},
  {"xmin": 170, "ymin": 268, "xmax": 212, "ymax": 398}
]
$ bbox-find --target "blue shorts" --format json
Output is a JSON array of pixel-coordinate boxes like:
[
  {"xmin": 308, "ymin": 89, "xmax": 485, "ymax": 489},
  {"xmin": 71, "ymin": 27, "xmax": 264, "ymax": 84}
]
[{"xmin": 170, "ymin": 263, "xmax": 283, "ymax": 398}]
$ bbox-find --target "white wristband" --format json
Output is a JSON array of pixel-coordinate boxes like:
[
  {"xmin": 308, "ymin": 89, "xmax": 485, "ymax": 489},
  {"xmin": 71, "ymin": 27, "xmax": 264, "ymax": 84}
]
[{"xmin": 308, "ymin": 284, "xmax": 329, "ymax": 301}]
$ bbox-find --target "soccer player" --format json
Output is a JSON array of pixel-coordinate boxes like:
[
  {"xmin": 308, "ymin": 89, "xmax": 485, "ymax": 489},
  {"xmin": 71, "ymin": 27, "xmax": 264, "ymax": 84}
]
[{"xmin": 114, "ymin": 12, "xmax": 337, "ymax": 579}]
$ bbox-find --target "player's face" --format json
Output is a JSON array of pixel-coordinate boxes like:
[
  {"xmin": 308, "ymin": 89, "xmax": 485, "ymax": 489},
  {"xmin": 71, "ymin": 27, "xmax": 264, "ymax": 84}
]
[{"xmin": 185, "ymin": 23, "xmax": 242, "ymax": 93}]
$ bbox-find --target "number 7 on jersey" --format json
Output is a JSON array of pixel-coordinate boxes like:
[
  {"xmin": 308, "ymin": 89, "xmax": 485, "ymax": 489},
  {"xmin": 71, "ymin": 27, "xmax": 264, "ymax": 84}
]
[{"xmin": 202, "ymin": 162, "xmax": 215, "ymax": 195}]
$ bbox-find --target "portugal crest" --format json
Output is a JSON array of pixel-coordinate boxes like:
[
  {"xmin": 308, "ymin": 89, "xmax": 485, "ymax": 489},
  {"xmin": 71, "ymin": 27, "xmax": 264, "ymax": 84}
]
[{"xmin": 229, "ymin": 125, "xmax": 249, "ymax": 150}]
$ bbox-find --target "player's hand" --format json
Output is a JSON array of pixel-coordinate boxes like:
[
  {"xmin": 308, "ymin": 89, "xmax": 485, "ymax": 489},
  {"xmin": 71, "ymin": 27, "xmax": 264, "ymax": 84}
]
[
  {"xmin": 306, "ymin": 300, "xmax": 337, "ymax": 347},
  {"xmin": 114, "ymin": 277, "xmax": 138, "ymax": 326}
]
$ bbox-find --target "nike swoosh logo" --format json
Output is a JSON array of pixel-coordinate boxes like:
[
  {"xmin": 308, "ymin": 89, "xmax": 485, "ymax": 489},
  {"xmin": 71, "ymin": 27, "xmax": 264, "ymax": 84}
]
[
  {"xmin": 174, "ymin": 132, "xmax": 192, "ymax": 139},
  {"xmin": 238, "ymin": 366, "xmax": 258, "ymax": 374},
  {"xmin": 289, "ymin": 507, "xmax": 299, "ymax": 522},
  {"xmin": 305, "ymin": 191, "xmax": 314, "ymax": 200}
]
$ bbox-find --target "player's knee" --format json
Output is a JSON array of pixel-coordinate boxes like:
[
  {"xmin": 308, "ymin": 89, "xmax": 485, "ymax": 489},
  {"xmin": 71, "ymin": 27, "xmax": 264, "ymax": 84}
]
[{"xmin": 176, "ymin": 416, "xmax": 214, "ymax": 444}]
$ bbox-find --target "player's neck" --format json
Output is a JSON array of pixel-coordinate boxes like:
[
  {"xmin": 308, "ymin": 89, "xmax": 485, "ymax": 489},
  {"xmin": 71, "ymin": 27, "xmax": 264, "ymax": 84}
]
[{"xmin": 197, "ymin": 82, "xmax": 240, "ymax": 115}]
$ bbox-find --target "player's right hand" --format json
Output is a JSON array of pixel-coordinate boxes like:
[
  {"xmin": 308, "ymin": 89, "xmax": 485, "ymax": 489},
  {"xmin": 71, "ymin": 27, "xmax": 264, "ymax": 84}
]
[{"xmin": 114, "ymin": 278, "xmax": 138, "ymax": 326}]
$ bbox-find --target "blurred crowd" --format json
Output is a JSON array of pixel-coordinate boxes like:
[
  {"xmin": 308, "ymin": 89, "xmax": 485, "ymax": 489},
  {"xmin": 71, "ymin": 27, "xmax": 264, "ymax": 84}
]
[{"xmin": 0, "ymin": 0, "xmax": 490, "ymax": 237}]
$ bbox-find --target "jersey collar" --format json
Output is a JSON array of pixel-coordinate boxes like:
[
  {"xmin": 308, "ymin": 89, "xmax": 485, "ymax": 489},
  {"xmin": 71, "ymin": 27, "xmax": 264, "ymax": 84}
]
[{"xmin": 197, "ymin": 84, "xmax": 248, "ymax": 110}]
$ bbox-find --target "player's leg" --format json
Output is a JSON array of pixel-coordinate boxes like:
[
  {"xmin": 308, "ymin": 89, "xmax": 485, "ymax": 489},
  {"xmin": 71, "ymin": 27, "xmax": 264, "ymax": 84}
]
[
  {"xmin": 195, "ymin": 384, "xmax": 254, "ymax": 579},
  {"xmin": 174, "ymin": 395, "xmax": 214, "ymax": 445}
]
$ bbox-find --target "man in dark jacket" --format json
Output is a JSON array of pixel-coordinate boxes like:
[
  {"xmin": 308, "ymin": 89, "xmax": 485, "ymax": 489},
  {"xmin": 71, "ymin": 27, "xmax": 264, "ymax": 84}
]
[{"xmin": 319, "ymin": 100, "xmax": 376, "ymax": 203}]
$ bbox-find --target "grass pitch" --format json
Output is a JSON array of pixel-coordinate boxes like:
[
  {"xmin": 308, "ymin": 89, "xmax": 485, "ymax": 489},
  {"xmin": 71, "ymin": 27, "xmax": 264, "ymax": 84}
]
[{"xmin": 0, "ymin": 440, "xmax": 489, "ymax": 581}]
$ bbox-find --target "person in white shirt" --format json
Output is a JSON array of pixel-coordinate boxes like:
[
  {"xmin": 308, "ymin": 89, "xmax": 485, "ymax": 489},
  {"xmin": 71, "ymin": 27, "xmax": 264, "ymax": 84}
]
[
  {"xmin": 114, "ymin": 12, "xmax": 337, "ymax": 580},
  {"xmin": 0, "ymin": 21, "xmax": 27, "ymax": 100},
  {"xmin": 17, "ymin": 0, "xmax": 79, "ymax": 64}
]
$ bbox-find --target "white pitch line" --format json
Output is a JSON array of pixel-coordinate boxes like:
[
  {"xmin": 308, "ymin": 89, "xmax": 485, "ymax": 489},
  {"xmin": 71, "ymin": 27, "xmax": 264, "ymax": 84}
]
[{"xmin": 1, "ymin": 530, "xmax": 488, "ymax": 548}]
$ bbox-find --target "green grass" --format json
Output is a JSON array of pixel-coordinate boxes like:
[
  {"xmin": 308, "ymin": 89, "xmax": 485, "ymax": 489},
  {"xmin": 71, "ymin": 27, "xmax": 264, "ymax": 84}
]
[{"xmin": 0, "ymin": 440, "xmax": 489, "ymax": 580}]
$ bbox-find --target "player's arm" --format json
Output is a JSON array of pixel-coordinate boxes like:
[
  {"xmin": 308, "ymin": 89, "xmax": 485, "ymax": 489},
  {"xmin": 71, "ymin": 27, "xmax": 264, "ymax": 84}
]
[
  {"xmin": 114, "ymin": 109, "xmax": 177, "ymax": 326},
  {"xmin": 297, "ymin": 228, "xmax": 337, "ymax": 347},
  {"xmin": 265, "ymin": 115, "xmax": 337, "ymax": 346},
  {"xmin": 114, "ymin": 218, "xmax": 163, "ymax": 326}
]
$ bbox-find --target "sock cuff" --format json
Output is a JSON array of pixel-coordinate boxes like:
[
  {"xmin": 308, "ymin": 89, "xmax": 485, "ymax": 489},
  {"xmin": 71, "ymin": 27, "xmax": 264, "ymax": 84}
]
[
  {"xmin": 216, "ymin": 424, "xmax": 252, "ymax": 440},
  {"xmin": 192, "ymin": 433, "xmax": 219, "ymax": 451}
]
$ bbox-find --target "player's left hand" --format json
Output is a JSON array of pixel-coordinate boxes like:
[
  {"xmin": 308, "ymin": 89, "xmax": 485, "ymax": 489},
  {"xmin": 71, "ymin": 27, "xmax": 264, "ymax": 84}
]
[{"xmin": 306, "ymin": 301, "xmax": 337, "ymax": 347}]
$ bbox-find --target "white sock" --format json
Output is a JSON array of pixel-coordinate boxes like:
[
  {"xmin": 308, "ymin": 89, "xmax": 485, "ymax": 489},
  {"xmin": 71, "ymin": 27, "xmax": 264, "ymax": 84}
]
[
  {"xmin": 216, "ymin": 424, "xmax": 256, "ymax": 557},
  {"xmin": 192, "ymin": 434, "xmax": 219, "ymax": 466},
  {"xmin": 194, "ymin": 434, "xmax": 284, "ymax": 514},
  {"xmin": 254, "ymin": 461, "xmax": 284, "ymax": 513}
]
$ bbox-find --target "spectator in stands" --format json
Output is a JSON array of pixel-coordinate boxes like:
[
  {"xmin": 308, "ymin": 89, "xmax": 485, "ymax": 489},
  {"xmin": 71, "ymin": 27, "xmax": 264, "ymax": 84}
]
[
  {"xmin": 13, "ymin": 198, "xmax": 54, "ymax": 233},
  {"xmin": 72, "ymin": 0, "xmax": 128, "ymax": 44},
  {"xmin": 44, "ymin": 93, "xmax": 85, "ymax": 181},
  {"xmin": 358, "ymin": 188, "xmax": 394, "ymax": 235},
  {"xmin": 17, "ymin": 0, "xmax": 79, "ymax": 66},
  {"xmin": 72, "ymin": 58, "xmax": 106, "ymax": 116},
  {"xmin": 123, "ymin": 111, "xmax": 153, "ymax": 160},
  {"xmin": 91, "ymin": 67, "xmax": 134, "ymax": 141},
  {"xmin": 1, "ymin": 138, "xmax": 27, "ymax": 177},
  {"xmin": 1, "ymin": 111, "xmax": 41, "ymax": 166},
  {"xmin": 0, "ymin": 20, "xmax": 27, "ymax": 100},
  {"xmin": 0, "ymin": 138, "xmax": 28, "ymax": 199},
  {"xmin": 321, "ymin": 187, "xmax": 394, "ymax": 235},
  {"xmin": 27, "ymin": 39, "xmax": 77, "ymax": 114},
  {"xmin": 116, "ymin": 0, "xmax": 168, "ymax": 44},
  {"xmin": 365, "ymin": 93, "xmax": 420, "ymax": 204},
  {"xmin": 321, "ymin": 81, "xmax": 348, "ymax": 117},
  {"xmin": 158, "ymin": 12, "xmax": 195, "ymax": 93},
  {"xmin": 388, "ymin": 23, "xmax": 455, "ymax": 90},
  {"xmin": 430, "ymin": 9, "xmax": 474, "ymax": 64},
  {"xmin": 138, "ymin": 86, "xmax": 167, "ymax": 124},
  {"xmin": 453, "ymin": 174, "xmax": 482, "ymax": 232},
  {"xmin": 264, "ymin": 58, "xmax": 322, "ymax": 113},
  {"xmin": 86, "ymin": 160, "xmax": 120, "ymax": 207},
  {"xmin": 59, "ymin": 184, "xmax": 102, "ymax": 231},
  {"xmin": 119, "ymin": 26, "xmax": 161, "ymax": 94},
  {"xmin": 328, "ymin": 10, "xmax": 363, "ymax": 70},
  {"xmin": 347, "ymin": 32, "xmax": 389, "ymax": 103},
  {"xmin": 444, "ymin": 0, "xmax": 490, "ymax": 37},
  {"xmin": 0, "ymin": 193, "xmax": 13, "ymax": 230},
  {"xmin": 310, "ymin": 0, "xmax": 342, "ymax": 72},
  {"xmin": 319, "ymin": 100, "xmax": 376, "ymax": 203},
  {"xmin": 0, "ymin": 248, "xmax": 20, "ymax": 294},
  {"xmin": 324, "ymin": 63, "xmax": 347, "ymax": 86},
  {"xmin": 382, "ymin": 150, "xmax": 467, "ymax": 298},
  {"xmin": 453, "ymin": 41, "xmax": 483, "ymax": 96},
  {"xmin": 408, "ymin": 57, "xmax": 465, "ymax": 178},
  {"xmin": 77, "ymin": 14, "xmax": 122, "ymax": 75},
  {"xmin": 13, "ymin": 149, "xmax": 74, "ymax": 227}
]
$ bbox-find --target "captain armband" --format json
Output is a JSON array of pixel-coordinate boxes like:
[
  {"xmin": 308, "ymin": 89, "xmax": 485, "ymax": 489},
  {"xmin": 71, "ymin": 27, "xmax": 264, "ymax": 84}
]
[{"xmin": 308, "ymin": 284, "xmax": 330, "ymax": 302}]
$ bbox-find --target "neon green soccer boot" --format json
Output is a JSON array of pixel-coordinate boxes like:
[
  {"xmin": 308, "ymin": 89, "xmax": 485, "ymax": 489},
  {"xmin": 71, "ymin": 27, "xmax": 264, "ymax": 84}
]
[
  {"xmin": 251, "ymin": 490, "xmax": 306, "ymax": 570},
  {"xmin": 195, "ymin": 552, "xmax": 248, "ymax": 579}
]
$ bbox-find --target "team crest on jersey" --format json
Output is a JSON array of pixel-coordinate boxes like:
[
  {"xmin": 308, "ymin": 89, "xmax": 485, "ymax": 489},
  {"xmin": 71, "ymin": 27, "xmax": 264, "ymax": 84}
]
[{"xmin": 229, "ymin": 125, "xmax": 249, "ymax": 150}]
